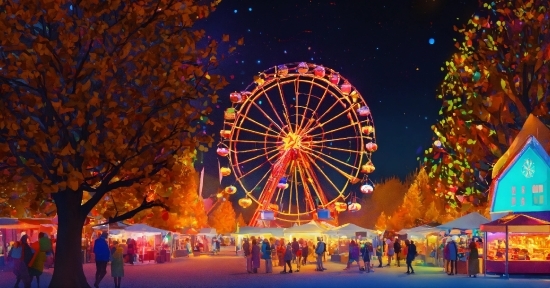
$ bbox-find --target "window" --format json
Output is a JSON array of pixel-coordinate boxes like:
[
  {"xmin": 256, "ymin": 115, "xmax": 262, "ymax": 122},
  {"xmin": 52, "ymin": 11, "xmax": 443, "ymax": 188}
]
[
  {"xmin": 532, "ymin": 184, "xmax": 544, "ymax": 206},
  {"xmin": 511, "ymin": 186, "xmax": 516, "ymax": 206}
]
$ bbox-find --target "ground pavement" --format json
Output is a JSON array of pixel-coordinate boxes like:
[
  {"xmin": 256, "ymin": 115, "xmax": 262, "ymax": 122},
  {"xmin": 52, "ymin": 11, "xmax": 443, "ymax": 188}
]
[{"xmin": 1, "ymin": 256, "xmax": 549, "ymax": 288}]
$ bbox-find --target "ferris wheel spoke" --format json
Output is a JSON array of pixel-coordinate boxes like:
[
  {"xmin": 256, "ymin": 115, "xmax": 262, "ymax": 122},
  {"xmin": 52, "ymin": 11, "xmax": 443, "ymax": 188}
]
[
  {"xmin": 305, "ymin": 154, "xmax": 341, "ymax": 199},
  {"xmin": 303, "ymin": 148, "xmax": 354, "ymax": 179},
  {"xmin": 237, "ymin": 148, "xmax": 278, "ymax": 166},
  {"xmin": 236, "ymin": 146, "xmax": 276, "ymax": 154},
  {"xmin": 295, "ymin": 80, "xmax": 315, "ymax": 135},
  {"xmin": 304, "ymin": 104, "xmax": 355, "ymax": 136},
  {"xmin": 311, "ymin": 136, "xmax": 363, "ymax": 144},
  {"xmin": 295, "ymin": 160, "xmax": 321, "ymax": 211},
  {"xmin": 292, "ymin": 160, "xmax": 301, "ymax": 217},
  {"xmin": 299, "ymin": 82, "xmax": 331, "ymax": 134},
  {"xmin": 309, "ymin": 144, "xmax": 361, "ymax": 155},
  {"xmin": 241, "ymin": 117, "xmax": 282, "ymax": 136},
  {"xmin": 276, "ymin": 81, "xmax": 294, "ymax": 133},
  {"xmin": 286, "ymin": 160, "xmax": 297, "ymax": 214},
  {"xmin": 259, "ymin": 86, "xmax": 288, "ymax": 132},
  {"xmin": 233, "ymin": 126, "xmax": 280, "ymax": 139},
  {"xmin": 302, "ymin": 145, "xmax": 358, "ymax": 170},
  {"xmin": 242, "ymin": 162, "xmax": 273, "ymax": 199},
  {"xmin": 308, "ymin": 121, "xmax": 359, "ymax": 138},
  {"xmin": 250, "ymin": 101, "xmax": 286, "ymax": 133},
  {"xmin": 234, "ymin": 139, "xmax": 280, "ymax": 145}
]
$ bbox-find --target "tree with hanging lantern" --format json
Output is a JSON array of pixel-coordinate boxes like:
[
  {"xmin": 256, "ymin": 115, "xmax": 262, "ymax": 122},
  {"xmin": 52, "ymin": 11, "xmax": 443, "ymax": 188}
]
[
  {"xmin": 0, "ymin": 0, "xmax": 238, "ymax": 286},
  {"xmin": 421, "ymin": 0, "xmax": 550, "ymax": 210}
]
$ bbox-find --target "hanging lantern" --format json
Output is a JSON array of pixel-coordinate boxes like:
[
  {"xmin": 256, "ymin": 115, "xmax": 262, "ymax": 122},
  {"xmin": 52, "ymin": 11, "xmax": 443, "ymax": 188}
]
[
  {"xmin": 357, "ymin": 106, "xmax": 371, "ymax": 116},
  {"xmin": 220, "ymin": 167, "xmax": 231, "ymax": 176},
  {"xmin": 314, "ymin": 66, "xmax": 325, "ymax": 77},
  {"xmin": 297, "ymin": 62, "xmax": 309, "ymax": 74},
  {"xmin": 277, "ymin": 177, "xmax": 288, "ymax": 189},
  {"xmin": 348, "ymin": 203, "xmax": 361, "ymax": 212},
  {"xmin": 335, "ymin": 202, "xmax": 348, "ymax": 212},
  {"xmin": 216, "ymin": 192, "xmax": 223, "ymax": 198},
  {"xmin": 268, "ymin": 203, "xmax": 279, "ymax": 211},
  {"xmin": 317, "ymin": 208, "xmax": 331, "ymax": 220},
  {"xmin": 348, "ymin": 177, "xmax": 360, "ymax": 184},
  {"xmin": 362, "ymin": 126, "xmax": 374, "ymax": 135},
  {"xmin": 340, "ymin": 81, "xmax": 352, "ymax": 95},
  {"xmin": 238, "ymin": 197, "xmax": 252, "ymax": 208},
  {"xmin": 360, "ymin": 184, "xmax": 374, "ymax": 194},
  {"xmin": 330, "ymin": 73, "xmax": 340, "ymax": 84},
  {"xmin": 278, "ymin": 65, "xmax": 289, "ymax": 77},
  {"xmin": 230, "ymin": 92, "xmax": 242, "ymax": 103},
  {"xmin": 224, "ymin": 185, "xmax": 237, "ymax": 194},
  {"xmin": 220, "ymin": 130, "xmax": 231, "ymax": 138},
  {"xmin": 434, "ymin": 140, "xmax": 442, "ymax": 148},
  {"xmin": 224, "ymin": 108, "xmax": 236, "ymax": 120},
  {"xmin": 217, "ymin": 147, "xmax": 229, "ymax": 157},
  {"xmin": 365, "ymin": 142, "xmax": 378, "ymax": 152},
  {"xmin": 361, "ymin": 163, "xmax": 375, "ymax": 174},
  {"xmin": 349, "ymin": 90, "xmax": 359, "ymax": 103}
]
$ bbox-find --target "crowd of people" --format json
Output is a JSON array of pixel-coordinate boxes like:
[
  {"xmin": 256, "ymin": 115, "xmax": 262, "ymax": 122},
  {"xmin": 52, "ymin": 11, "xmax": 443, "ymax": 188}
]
[
  {"xmin": 241, "ymin": 236, "xmax": 327, "ymax": 274},
  {"xmin": 5, "ymin": 232, "xmax": 54, "ymax": 288}
]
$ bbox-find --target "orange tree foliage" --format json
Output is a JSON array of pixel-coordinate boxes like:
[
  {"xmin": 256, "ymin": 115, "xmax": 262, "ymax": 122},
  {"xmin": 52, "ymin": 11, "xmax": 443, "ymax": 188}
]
[
  {"xmin": 208, "ymin": 199, "xmax": 236, "ymax": 234},
  {"xmin": 421, "ymin": 0, "xmax": 550, "ymax": 209},
  {"xmin": 0, "ymin": 0, "xmax": 237, "ymax": 286}
]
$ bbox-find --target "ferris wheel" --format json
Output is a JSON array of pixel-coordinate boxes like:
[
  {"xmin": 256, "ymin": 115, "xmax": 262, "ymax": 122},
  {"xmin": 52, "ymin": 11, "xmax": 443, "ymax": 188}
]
[{"xmin": 217, "ymin": 62, "xmax": 377, "ymax": 227}]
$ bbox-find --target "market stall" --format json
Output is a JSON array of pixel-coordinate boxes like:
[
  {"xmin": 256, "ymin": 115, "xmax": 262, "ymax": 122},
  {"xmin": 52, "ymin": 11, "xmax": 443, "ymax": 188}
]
[
  {"xmin": 398, "ymin": 225, "xmax": 440, "ymax": 266},
  {"xmin": 284, "ymin": 221, "xmax": 329, "ymax": 263},
  {"xmin": 480, "ymin": 213, "xmax": 550, "ymax": 276},
  {"xmin": 437, "ymin": 212, "xmax": 490, "ymax": 274},
  {"xmin": 196, "ymin": 228, "xmax": 217, "ymax": 255},
  {"xmin": 173, "ymin": 228, "xmax": 198, "ymax": 257},
  {"xmin": 325, "ymin": 223, "xmax": 376, "ymax": 263},
  {"xmin": 123, "ymin": 224, "xmax": 171, "ymax": 263}
]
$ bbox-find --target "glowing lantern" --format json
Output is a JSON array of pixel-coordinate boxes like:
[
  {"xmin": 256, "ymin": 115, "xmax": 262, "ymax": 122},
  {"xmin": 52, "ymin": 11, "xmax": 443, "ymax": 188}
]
[
  {"xmin": 365, "ymin": 142, "xmax": 378, "ymax": 152},
  {"xmin": 360, "ymin": 184, "xmax": 374, "ymax": 194},
  {"xmin": 224, "ymin": 108, "xmax": 236, "ymax": 120},
  {"xmin": 349, "ymin": 90, "xmax": 359, "ymax": 103},
  {"xmin": 238, "ymin": 198, "xmax": 252, "ymax": 208},
  {"xmin": 434, "ymin": 140, "xmax": 442, "ymax": 148},
  {"xmin": 357, "ymin": 106, "xmax": 370, "ymax": 116},
  {"xmin": 297, "ymin": 62, "xmax": 309, "ymax": 74},
  {"xmin": 314, "ymin": 66, "xmax": 325, "ymax": 77},
  {"xmin": 362, "ymin": 126, "xmax": 374, "ymax": 134},
  {"xmin": 335, "ymin": 202, "xmax": 348, "ymax": 212},
  {"xmin": 220, "ymin": 130, "xmax": 231, "ymax": 138},
  {"xmin": 260, "ymin": 210, "xmax": 275, "ymax": 220},
  {"xmin": 340, "ymin": 81, "xmax": 352, "ymax": 95},
  {"xmin": 349, "ymin": 177, "xmax": 360, "ymax": 184},
  {"xmin": 278, "ymin": 65, "xmax": 289, "ymax": 77},
  {"xmin": 277, "ymin": 177, "xmax": 288, "ymax": 189},
  {"xmin": 348, "ymin": 203, "xmax": 361, "ymax": 212},
  {"xmin": 330, "ymin": 73, "xmax": 340, "ymax": 84},
  {"xmin": 216, "ymin": 192, "xmax": 223, "ymax": 199},
  {"xmin": 317, "ymin": 208, "xmax": 331, "ymax": 220},
  {"xmin": 268, "ymin": 203, "xmax": 279, "ymax": 211},
  {"xmin": 254, "ymin": 76, "xmax": 265, "ymax": 86},
  {"xmin": 224, "ymin": 185, "xmax": 237, "ymax": 194},
  {"xmin": 361, "ymin": 163, "xmax": 375, "ymax": 174},
  {"xmin": 217, "ymin": 147, "xmax": 229, "ymax": 157},
  {"xmin": 220, "ymin": 167, "xmax": 231, "ymax": 176},
  {"xmin": 230, "ymin": 92, "xmax": 242, "ymax": 103}
]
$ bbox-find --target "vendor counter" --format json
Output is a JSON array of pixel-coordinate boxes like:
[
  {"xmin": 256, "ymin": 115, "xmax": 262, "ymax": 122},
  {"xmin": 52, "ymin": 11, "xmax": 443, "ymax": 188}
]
[{"xmin": 486, "ymin": 260, "xmax": 550, "ymax": 274}]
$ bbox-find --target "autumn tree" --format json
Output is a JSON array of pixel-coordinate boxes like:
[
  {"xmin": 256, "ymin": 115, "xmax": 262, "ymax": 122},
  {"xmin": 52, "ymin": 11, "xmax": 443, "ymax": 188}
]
[
  {"xmin": 208, "ymin": 199, "xmax": 236, "ymax": 234},
  {"xmin": 0, "ymin": 0, "xmax": 238, "ymax": 286},
  {"xmin": 422, "ymin": 0, "xmax": 550, "ymax": 209},
  {"xmin": 424, "ymin": 201, "xmax": 440, "ymax": 224},
  {"xmin": 374, "ymin": 211, "xmax": 387, "ymax": 231},
  {"xmin": 236, "ymin": 213, "xmax": 246, "ymax": 228},
  {"xmin": 391, "ymin": 182, "xmax": 424, "ymax": 230}
]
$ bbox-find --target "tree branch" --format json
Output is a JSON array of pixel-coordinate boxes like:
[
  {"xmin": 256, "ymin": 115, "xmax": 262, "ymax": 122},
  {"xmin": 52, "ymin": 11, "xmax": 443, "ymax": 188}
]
[{"xmin": 104, "ymin": 198, "xmax": 169, "ymax": 224}]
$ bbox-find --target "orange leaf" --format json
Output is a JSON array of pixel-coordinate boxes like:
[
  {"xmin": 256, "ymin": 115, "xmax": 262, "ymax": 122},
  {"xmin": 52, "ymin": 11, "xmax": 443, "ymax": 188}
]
[{"xmin": 222, "ymin": 34, "xmax": 229, "ymax": 42}]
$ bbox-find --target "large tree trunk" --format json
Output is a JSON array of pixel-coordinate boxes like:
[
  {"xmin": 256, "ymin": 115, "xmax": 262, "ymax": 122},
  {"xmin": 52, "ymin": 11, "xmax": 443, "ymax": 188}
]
[{"xmin": 50, "ymin": 190, "xmax": 90, "ymax": 288}]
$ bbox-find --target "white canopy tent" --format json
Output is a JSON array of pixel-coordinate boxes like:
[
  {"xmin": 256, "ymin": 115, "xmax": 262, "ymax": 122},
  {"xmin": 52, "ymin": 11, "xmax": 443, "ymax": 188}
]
[
  {"xmin": 284, "ymin": 220, "xmax": 328, "ymax": 234},
  {"xmin": 326, "ymin": 223, "xmax": 377, "ymax": 239},
  {"xmin": 124, "ymin": 224, "xmax": 168, "ymax": 235},
  {"xmin": 437, "ymin": 212, "xmax": 490, "ymax": 231},
  {"xmin": 398, "ymin": 225, "xmax": 440, "ymax": 238}
]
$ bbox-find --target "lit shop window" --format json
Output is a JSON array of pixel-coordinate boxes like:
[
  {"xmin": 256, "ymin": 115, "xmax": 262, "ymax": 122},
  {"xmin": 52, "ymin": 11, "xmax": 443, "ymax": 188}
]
[
  {"xmin": 511, "ymin": 186, "xmax": 516, "ymax": 206},
  {"xmin": 532, "ymin": 184, "xmax": 544, "ymax": 205}
]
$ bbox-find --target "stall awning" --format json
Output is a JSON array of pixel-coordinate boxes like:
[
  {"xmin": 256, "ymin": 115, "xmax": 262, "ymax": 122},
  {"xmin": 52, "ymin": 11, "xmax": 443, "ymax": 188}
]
[
  {"xmin": 124, "ymin": 224, "xmax": 169, "ymax": 235},
  {"xmin": 397, "ymin": 225, "xmax": 440, "ymax": 238},
  {"xmin": 284, "ymin": 220, "xmax": 328, "ymax": 234},
  {"xmin": 326, "ymin": 223, "xmax": 377, "ymax": 238},
  {"xmin": 480, "ymin": 214, "xmax": 550, "ymax": 233},
  {"xmin": 437, "ymin": 212, "xmax": 490, "ymax": 230},
  {"xmin": 0, "ymin": 217, "xmax": 55, "ymax": 229}
]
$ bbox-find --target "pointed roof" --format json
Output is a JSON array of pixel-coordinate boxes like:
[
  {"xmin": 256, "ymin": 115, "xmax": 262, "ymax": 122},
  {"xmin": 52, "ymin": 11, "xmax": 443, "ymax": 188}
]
[
  {"xmin": 437, "ymin": 212, "xmax": 490, "ymax": 230},
  {"xmin": 492, "ymin": 114, "xmax": 550, "ymax": 179},
  {"xmin": 480, "ymin": 214, "xmax": 550, "ymax": 233},
  {"xmin": 326, "ymin": 223, "xmax": 377, "ymax": 238},
  {"xmin": 284, "ymin": 220, "xmax": 328, "ymax": 234}
]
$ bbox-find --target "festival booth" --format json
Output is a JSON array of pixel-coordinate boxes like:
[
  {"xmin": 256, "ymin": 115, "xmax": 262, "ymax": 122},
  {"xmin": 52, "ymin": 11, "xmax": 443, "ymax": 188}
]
[
  {"xmin": 195, "ymin": 228, "xmax": 217, "ymax": 255},
  {"xmin": 325, "ymin": 223, "xmax": 376, "ymax": 264},
  {"xmin": 480, "ymin": 214, "xmax": 550, "ymax": 276},
  {"xmin": 485, "ymin": 115, "xmax": 550, "ymax": 275},
  {"xmin": 284, "ymin": 221, "xmax": 329, "ymax": 263},
  {"xmin": 397, "ymin": 225, "xmax": 440, "ymax": 266},
  {"xmin": 437, "ymin": 212, "xmax": 490, "ymax": 274},
  {"xmin": 123, "ymin": 224, "xmax": 171, "ymax": 263},
  {"xmin": 232, "ymin": 226, "xmax": 285, "ymax": 255},
  {"xmin": 173, "ymin": 227, "xmax": 198, "ymax": 257}
]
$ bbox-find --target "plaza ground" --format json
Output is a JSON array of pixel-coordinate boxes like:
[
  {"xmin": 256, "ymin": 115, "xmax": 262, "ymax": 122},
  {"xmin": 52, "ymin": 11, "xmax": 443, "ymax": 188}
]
[{"xmin": 1, "ymin": 256, "xmax": 549, "ymax": 288}]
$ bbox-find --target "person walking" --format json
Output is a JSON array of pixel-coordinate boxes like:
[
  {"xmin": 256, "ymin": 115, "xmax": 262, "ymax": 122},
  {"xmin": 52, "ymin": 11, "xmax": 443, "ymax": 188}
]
[
  {"xmin": 9, "ymin": 240, "xmax": 26, "ymax": 288},
  {"xmin": 281, "ymin": 243, "xmax": 293, "ymax": 274},
  {"xmin": 386, "ymin": 238, "xmax": 394, "ymax": 266},
  {"xmin": 16, "ymin": 235, "xmax": 33, "ymax": 288},
  {"xmin": 270, "ymin": 238, "xmax": 277, "ymax": 266},
  {"xmin": 93, "ymin": 232, "xmax": 111, "ymax": 288},
  {"xmin": 242, "ymin": 238, "xmax": 252, "ymax": 273},
  {"xmin": 447, "ymin": 236, "xmax": 459, "ymax": 275},
  {"xmin": 468, "ymin": 241, "xmax": 479, "ymax": 278},
  {"xmin": 315, "ymin": 237, "xmax": 325, "ymax": 271},
  {"xmin": 277, "ymin": 240, "xmax": 285, "ymax": 267},
  {"xmin": 343, "ymin": 240, "xmax": 360, "ymax": 270},
  {"xmin": 394, "ymin": 237, "xmax": 402, "ymax": 267},
  {"xmin": 126, "ymin": 238, "xmax": 134, "ymax": 265},
  {"xmin": 291, "ymin": 238, "xmax": 300, "ymax": 264},
  {"xmin": 443, "ymin": 237, "xmax": 450, "ymax": 274},
  {"xmin": 110, "ymin": 241, "xmax": 124, "ymax": 288},
  {"xmin": 295, "ymin": 242, "xmax": 302, "ymax": 272},
  {"xmin": 406, "ymin": 240, "xmax": 417, "ymax": 274},
  {"xmin": 261, "ymin": 238, "xmax": 273, "ymax": 273},
  {"xmin": 251, "ymin": 239, "xmax": 261, "ymax": 273},
  {"xmin": 372, "ymin": 232, "xmax": 384, "ymax": 267},
  {"xmin": 301, "ymin": 242, "xmax": 309, "ymax": 266},
  {"xmin": 28, "ymin": 232, "xmax": 51, "ymax": 288},
  {"xmin": 360, "ymin": 242, "xmax": 371, "ymax": 273}
]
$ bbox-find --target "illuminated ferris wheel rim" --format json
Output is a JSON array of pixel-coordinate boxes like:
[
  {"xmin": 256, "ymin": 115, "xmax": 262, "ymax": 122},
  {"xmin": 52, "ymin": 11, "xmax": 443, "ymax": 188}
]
[{"xmin": 219, "ymin": 62, "xmax": 377, "ymax": 222}]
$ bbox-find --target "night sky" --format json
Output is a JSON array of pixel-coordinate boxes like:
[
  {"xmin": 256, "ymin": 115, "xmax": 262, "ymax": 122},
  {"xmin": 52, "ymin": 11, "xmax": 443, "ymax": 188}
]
[{"xmin": 196, "ymin": 0, "xmax": 479, "ymax": 200}]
